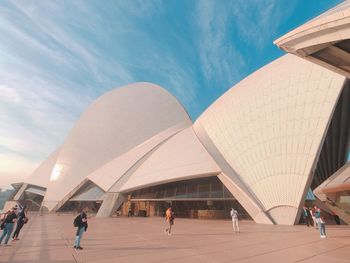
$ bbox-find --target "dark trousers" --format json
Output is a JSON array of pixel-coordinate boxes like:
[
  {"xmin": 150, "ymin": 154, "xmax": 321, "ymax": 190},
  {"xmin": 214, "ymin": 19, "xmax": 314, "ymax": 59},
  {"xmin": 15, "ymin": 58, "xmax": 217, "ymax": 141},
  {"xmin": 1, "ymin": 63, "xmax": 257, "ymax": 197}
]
[
  {"xmin": 13, "ymin": 221, "xmax": 24, "ymax": 239},
  {"xmin": 304, "ymin": 215, "xmax": 313, "ymax": 227}
]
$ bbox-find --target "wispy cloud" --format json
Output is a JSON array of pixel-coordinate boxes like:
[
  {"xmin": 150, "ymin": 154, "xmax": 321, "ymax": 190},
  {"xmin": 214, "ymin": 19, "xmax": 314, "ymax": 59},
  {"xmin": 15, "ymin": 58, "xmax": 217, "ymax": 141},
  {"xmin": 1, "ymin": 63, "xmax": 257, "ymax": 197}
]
[
  {"xmin": 194, "ymin": 0, "xmax": 299, "ymax": 94},
  {"xmin": 0, "ymin": 85, "xmax": 22, "ymax": 103},
  {"xmin": 195, "ymin": 1, "xmax": 246, "ymax": 91},
  {"xmin": 230, "ymin": 0, "xmax": 298, "ymax": 49},
  {"xmin": 8, "ymin": 1, "xmax": 134, "ymax": 86}
]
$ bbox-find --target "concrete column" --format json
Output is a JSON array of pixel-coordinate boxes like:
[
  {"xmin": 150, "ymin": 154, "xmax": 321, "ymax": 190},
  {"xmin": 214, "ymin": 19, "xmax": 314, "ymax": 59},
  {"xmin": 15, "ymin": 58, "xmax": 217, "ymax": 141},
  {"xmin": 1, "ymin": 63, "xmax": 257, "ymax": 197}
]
[
  {"xmin": 96, "ymin": 193, "xmax": 126, "ymax": 218},
  {"xmin": 13, "ymin": 183, "xmax": 28, "ymax": 201}
]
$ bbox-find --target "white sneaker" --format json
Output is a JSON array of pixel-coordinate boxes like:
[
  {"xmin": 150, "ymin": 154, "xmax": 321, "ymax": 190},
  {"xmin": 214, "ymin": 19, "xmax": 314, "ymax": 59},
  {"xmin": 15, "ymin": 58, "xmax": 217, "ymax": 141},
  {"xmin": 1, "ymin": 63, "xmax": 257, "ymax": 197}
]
[{"xmin": 320, "ymin": 235, "xmax": 326, "ymax": 238}]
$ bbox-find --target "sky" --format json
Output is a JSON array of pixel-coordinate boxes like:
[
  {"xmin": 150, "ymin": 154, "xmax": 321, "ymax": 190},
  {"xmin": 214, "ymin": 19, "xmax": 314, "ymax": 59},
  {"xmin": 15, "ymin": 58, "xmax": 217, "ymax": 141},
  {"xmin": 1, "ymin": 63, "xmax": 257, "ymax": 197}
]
[{"xmin": 0, "ymin": 0, "xmax": 342, "ymax": 189}]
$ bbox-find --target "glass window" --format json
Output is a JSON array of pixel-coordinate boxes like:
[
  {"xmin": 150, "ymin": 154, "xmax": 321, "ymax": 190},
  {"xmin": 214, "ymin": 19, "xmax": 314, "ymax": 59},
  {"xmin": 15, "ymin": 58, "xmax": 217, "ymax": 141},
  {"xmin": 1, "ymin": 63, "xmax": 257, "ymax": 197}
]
[
  {"xmin": 211, "ymin": 180, "xmax": 224, "ymax": 198},
  {"xmin": 187, "ymin": 183, "xmax": 198, "ymax": 198},
  {"xmin": 129, "ymin": 176, "xmax": 234, "ymax": 201},
  {"xmin": 175, "ymin": 184, "xmax": 187, "ymax": 199},
  {"xmin": 198, "ymin": 184, "xmax": 210, "ymax": 198},
  {"xmin": 224, "ymin": 186, "xmax": 234, "ymax": 198},
  {"xmin": 155, "ymin": 188, "xmax": 165, "ymax": 199},
  {"xmin": 164, "ymin": 185, "xmax": 176, "ymax": 198}
]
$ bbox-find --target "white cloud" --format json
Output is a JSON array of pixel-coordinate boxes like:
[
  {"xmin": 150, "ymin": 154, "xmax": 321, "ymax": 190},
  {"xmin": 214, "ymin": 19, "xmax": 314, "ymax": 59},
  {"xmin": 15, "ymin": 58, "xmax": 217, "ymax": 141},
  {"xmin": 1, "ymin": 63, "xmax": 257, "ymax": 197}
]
[
  {"xmin": 0, "ymin": 85, "xmax": 22, "ymax": 103},
  {"xmin": 0, "ymin": 153, "xmax": 39, "ymax": 188}
]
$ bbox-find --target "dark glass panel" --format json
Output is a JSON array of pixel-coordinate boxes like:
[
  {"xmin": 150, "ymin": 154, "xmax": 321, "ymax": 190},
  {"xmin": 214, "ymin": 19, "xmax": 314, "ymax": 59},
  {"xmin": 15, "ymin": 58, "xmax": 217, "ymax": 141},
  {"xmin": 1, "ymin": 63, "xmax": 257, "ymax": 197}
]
[
  {"xmin": 164, "ymin": 185, "xmax": 176, "ymax": 198},
  {"xmin": 211, "ymin": 179, "xmax": 224, "ymax": 198},
  {"xmin": 186, "ymin": 183, "xmax": 198, "ymax": 198},
  {"xmin": 335, "ymin": 39, "xmax": 350, "ymax": 53},
  {"xmin": 129, "ymin": 176, "xmax": 235, "ymax": 200},
  {"xmin": 224, "ymin": 186, "xmax": 234, "ymax": 198},
  {"xmin": 175, "ymin": 184, "xmax": 187, "ymax": 198},
  {"xmin": 198, "ymin": 184, "xmax": 210, "ymax": 198},
  {"xmin": 311, "ymin": 80, "xmax": 350, "ymax": 189}
]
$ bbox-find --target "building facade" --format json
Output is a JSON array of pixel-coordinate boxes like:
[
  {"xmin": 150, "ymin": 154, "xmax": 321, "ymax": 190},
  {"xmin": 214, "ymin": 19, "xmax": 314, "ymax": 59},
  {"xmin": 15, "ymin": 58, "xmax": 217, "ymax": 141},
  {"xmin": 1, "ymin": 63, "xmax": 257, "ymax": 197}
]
[{"xmin": 7, "ymin": 1, "xmax": 350, "ymax": 225}]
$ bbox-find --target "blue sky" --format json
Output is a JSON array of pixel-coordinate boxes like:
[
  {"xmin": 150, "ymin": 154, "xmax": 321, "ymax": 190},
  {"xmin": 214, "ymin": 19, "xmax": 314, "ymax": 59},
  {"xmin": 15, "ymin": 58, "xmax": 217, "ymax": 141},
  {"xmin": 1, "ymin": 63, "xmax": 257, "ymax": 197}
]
[{"xmin": 0, "ymin": 0, "xmax": 342, "ymax": 188}]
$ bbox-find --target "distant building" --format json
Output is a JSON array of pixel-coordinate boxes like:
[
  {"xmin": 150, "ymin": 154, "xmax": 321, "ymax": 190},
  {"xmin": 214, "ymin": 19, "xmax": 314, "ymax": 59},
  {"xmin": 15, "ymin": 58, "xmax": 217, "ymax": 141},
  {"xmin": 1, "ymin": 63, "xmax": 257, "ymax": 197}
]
[{"xmin": 7, "ymin": 1, "xmax": 350, "ymax": 225}]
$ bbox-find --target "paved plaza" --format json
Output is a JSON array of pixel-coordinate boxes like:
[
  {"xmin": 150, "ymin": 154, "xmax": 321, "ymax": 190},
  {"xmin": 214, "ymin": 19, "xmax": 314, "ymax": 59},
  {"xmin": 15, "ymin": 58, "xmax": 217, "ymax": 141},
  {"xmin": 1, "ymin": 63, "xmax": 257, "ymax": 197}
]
[{"xmin": 1, "ymin": 214, "xmax": 350, "ymax": 263}]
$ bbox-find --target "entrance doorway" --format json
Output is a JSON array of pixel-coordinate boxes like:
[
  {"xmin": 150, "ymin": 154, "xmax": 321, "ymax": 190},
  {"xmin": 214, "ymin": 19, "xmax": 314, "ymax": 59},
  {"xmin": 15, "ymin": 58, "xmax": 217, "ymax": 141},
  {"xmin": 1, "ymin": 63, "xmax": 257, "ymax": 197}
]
[{"xmin": 120, "ymin": 176, "xmax": 252, "ymax": 220}]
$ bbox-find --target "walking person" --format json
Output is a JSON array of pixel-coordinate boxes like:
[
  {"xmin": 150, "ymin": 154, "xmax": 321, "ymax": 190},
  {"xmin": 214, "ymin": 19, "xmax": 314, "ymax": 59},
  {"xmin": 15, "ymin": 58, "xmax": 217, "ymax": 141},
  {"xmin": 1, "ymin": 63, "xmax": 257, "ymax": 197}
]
[
  {"xmin": 0, "ymin": 207, "xmax": 18, "ymax": 246},
  {"xmin": 310, "ymin": 207, "xmax": 317, "ymax": 229},
  {"xmin": 73, "ymin": 207, "xmax": 88, "ymax": 250},
  {"xmin": 230, "ymin": 208, "xmax": 240, "ymax": 233},
  {"xmin": 306, "ymin": 207, "xmax": 314, "ymax": 227},
  {"xmin": 302, "ymin": 206, "xmax": 312, "ymax": 227},
  {"xmin": 12, "ymin": 205, "xmax": 28, "ymax": 241},
  {"xmin": 314, "ymin": 206, "xmax": 320, "ymax": 229},
  {"xmin": 317, "ymin": 215, "xmax": 327, "ymax": 238},
  {"xmin": 164, "ymin": 207, "xmax": 174, "ymax": 236},
  {"xmin": 128, "ymin": 205, "xmax": 132, "ymax": 217}
]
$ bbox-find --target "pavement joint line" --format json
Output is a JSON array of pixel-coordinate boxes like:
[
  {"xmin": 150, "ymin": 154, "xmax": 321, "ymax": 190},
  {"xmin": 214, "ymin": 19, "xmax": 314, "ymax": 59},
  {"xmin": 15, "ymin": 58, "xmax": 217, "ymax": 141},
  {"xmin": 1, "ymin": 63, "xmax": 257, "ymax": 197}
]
[
  {"xmin": 3, "ymin": 212, "xmax": 36, "ymax": 262},
  {"xmin": 72, "ymin": 252, "xmax": 84, "ymax": 263},
  {"xmin": 3, "ymin": 215, "xmax": 350, "ymax": 263},
  {"xmin": 134, "ymin": 230, "xmax": 251, "ymax": 263},
  {"xmin": 222, "ymin": 239, "xmax": 324, "ymax": 263},
  {"xmin": 147, "ymin": 237, "xmax": 246, "ymax": 263},
  {"xmin": 108, "ymin": 229, "xmax": 183, "ymax": 260},
  {"xmin": 295, "ymin": 243, "xmax": 350, "ymax": 263},
  {"xmin": 55, "ymin": 220, "xmax": 84, "ymax": 262},
  {"xmin": 151, "ymin": 249, "xmax": 218, "ymax": 263}
]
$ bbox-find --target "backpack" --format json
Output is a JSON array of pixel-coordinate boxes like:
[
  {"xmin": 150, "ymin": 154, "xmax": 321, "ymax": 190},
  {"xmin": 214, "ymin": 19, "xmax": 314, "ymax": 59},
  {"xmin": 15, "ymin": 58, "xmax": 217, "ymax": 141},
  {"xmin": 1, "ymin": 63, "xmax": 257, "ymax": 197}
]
[{"xmin": 73, "ymin": 215, "xmax": 80, "ymax": 227}]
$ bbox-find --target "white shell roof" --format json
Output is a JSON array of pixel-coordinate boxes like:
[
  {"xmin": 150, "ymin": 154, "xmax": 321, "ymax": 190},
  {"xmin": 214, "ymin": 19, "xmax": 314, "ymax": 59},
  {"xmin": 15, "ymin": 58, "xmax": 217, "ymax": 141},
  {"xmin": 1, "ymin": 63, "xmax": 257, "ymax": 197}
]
[
  {"xmin": 24, "ymin": 148, "xmax": 61, "ymax": 188},
  {"xmin": 88, "ymin": 124, "xmax": 187, "ymax": 191},
  {"xmin": 194, "ymin": 54, "xmax": 345, "ymax": 224},
  {"xmin": 115, "ymin": 127, "xmax": 221, "ymax": 193},
  {"xmin": 275, "ymin": 1, "xmax": 350, "ymax": 50},
  {"xmin": 43, "ymin": 82, "xmax": 192, "ymax": 209}
]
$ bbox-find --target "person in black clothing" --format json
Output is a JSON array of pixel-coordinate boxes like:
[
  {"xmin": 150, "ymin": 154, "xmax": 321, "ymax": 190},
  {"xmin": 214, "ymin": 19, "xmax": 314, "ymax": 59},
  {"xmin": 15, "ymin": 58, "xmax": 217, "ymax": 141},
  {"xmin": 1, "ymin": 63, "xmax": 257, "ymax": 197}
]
[
  {"xmin": 12, "ymin": 206, "xmax": 28, "ymax": 241},
  {"xmin": 302, "ymin": 206, "xmax": 313, "ymax": 227},
  {"xmin": 0, "ymin": 208, "xmax": 17, "ymax": 246},
  {"xmin": 73, "ymin": 207, "xmax": 88, "ymax": 250}
]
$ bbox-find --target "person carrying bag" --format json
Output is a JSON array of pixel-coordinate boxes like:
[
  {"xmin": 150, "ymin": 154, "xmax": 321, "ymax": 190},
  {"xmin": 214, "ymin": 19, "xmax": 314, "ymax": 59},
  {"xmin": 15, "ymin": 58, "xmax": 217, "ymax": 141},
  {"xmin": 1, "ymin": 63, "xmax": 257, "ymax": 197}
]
[{"xmin": 0, "ymin": 207, "xmax": 18, "ymax": 246}]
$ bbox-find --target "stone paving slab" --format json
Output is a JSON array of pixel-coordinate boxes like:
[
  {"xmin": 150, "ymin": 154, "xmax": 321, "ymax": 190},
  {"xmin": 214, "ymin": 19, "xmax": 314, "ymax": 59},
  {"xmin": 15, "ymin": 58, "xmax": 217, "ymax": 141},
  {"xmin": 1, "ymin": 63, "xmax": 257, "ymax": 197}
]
[{"xmin": 1, "ymin": 214, "xmax": 350, "ymax": 263}]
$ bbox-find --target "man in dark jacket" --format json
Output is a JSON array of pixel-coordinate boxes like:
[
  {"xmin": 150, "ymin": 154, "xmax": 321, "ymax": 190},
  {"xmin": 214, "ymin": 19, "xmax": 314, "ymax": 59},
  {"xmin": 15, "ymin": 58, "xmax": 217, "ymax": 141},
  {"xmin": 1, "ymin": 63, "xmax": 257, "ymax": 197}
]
[
  {"xmin": 74, "ymin": 207, "xmax": 88, "ymax": 250},
  {"xmin": 12, "ymin": 205, "xmax": 28, "ymax": 240}
]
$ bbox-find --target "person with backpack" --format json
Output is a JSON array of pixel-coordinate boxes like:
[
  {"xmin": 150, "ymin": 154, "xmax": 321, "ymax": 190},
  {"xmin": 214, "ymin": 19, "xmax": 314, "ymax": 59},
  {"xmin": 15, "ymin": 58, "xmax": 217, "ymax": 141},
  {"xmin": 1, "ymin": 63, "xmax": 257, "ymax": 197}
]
[
  {"xmin": 12, "ymin": 205, "xmax": 28, "ymax": 241},
  {"xmin": 164, "ymin": 207, "xmax": 174, "ymax": 236},
  {"xmin": 0, "ymin": 207, "xmax": 18, "ymax": 246},
  {"xmin": 73, "ymin": 207, "xmax": 88, "ymax": 250}
]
